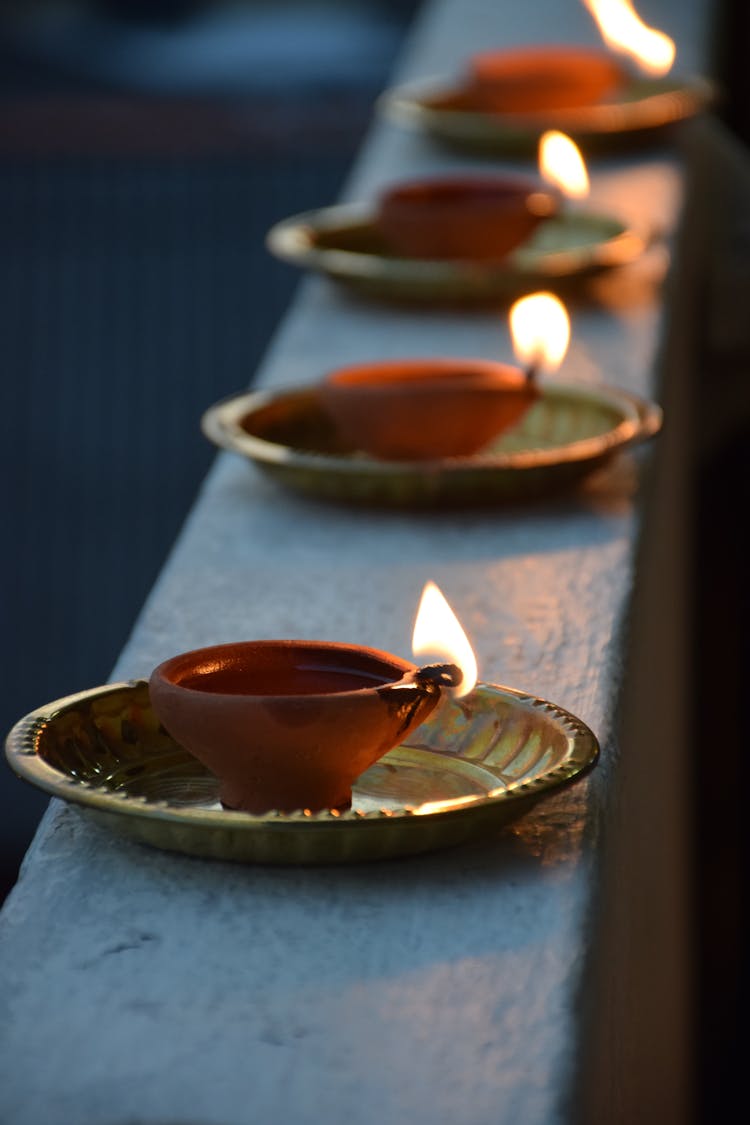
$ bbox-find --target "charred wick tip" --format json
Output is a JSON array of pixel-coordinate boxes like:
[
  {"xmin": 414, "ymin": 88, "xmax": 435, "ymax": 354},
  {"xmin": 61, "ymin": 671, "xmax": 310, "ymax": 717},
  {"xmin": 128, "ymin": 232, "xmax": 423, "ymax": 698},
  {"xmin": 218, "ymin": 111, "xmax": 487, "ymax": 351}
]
[{"xmin": 414, "ymin": 662, "xmax": 463, "ymax": 690}]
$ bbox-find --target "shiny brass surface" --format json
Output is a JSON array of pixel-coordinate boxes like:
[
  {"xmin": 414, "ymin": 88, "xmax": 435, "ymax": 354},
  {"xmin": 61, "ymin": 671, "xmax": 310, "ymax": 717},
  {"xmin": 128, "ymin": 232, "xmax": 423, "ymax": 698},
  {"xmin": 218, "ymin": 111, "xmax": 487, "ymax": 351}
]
[
  {"xmin": 265, "ymin": 204, "xmax": 648, "ymax": 304},
  {"xmin": 5, "ymin": 680, "xmax": 598, "ymax": 864},
  {"xmin": 201, "ymin": 380, "xmax": 662, "ymax": 507},
  {"xmin": 379, "ymin": 73, "xmax": 715, "ymax": 155}
]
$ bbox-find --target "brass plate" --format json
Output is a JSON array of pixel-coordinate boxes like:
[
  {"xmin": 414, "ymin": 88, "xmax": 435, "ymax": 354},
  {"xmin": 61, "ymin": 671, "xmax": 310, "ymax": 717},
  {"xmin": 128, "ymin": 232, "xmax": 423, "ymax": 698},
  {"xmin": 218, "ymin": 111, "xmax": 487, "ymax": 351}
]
[
  {"xmin": 379, "ymin": 73, "xmax": 715, "ymax": 155},
  {"xmin": 5, "ymin": 680, "xmax": 598, "ymax": 864},
  {"xmin": 201, "ymin": 380, "xmax": 662, "ymax": 507},
  {"xmin": 266, "ymin": 204, "xmax": 647, "ymax": 304}
]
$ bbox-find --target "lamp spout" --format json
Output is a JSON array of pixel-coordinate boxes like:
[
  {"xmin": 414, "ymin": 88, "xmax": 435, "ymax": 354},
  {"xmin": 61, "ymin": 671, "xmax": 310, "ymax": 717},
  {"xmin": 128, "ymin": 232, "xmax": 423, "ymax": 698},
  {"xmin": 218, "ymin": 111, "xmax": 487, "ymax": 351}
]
[{"xmin": 375, "ymin": 662, "xmax": 461, "ymax": 742}]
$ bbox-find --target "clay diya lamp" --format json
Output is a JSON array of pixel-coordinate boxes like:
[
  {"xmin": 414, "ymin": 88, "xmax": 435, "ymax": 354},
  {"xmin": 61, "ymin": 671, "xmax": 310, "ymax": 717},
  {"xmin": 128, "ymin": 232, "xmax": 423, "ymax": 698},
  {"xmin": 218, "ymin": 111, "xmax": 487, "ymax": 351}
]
[
  {"xmin": 149, "ymin": 640, "xmax": 461, "ymax": 814},
  {"xmin": 319, "ymin": 358, "xmax": 540, "ymax": 461},
  {"xmin": 375, "ymin": 174, "xmax": 558, "ymax": 262},
  {"xmin": 463, "ymin": 45, "xmax": 628, "ymax": 112}
]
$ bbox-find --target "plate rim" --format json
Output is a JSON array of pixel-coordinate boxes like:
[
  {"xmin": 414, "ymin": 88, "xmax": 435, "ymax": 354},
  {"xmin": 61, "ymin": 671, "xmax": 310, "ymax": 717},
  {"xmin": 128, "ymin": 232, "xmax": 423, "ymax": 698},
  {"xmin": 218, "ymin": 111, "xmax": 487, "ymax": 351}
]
[{"xmin": 5, "ymin": 679, "xmax": 599, "ymax": 833}]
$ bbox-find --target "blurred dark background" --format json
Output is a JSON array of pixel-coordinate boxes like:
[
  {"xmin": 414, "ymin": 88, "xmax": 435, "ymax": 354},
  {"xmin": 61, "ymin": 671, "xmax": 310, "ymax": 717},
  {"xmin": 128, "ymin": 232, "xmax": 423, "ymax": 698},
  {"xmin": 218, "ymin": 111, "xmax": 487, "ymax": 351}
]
[
  {"xmin": 0, "ymin": 0, "xmax": 420, "ymax": 900},
  {"xmin": 695, "ymin": 2, "xmax": 750, "ymax": 1120}
]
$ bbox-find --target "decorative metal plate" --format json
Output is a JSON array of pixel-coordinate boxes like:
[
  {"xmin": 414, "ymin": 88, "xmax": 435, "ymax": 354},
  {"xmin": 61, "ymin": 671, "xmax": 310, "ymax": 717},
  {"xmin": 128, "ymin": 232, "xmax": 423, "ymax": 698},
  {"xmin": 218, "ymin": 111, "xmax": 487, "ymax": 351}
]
[
  {"xmin": 201, "ymin": 380, "xmax": 662, "ymax": 508},
  {"xmin": 266, "ymin": 203, "xmax": 648, "ymax": 304},
  {"xmin": 379, "ymin": 73, "xmax": 715, "ymax": 156},
  {"xmin": 6, "ymin": 680, "xmax": 598, "ymax": 864}
]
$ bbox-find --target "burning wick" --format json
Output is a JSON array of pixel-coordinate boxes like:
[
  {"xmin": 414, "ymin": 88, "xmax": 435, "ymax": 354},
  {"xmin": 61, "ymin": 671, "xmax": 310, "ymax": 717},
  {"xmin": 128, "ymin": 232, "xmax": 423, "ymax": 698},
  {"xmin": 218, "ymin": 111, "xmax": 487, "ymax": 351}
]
[
  {"xmin": 414, "ymin": 662, "xmax": 463, "ymax": 690},
  {"xmin": 509, "ymin": 292, "xmax": 571, "ymax": 384},
  {"xmin": 412, "ymin": 581, "xmax": 477, "ymax": 698}
]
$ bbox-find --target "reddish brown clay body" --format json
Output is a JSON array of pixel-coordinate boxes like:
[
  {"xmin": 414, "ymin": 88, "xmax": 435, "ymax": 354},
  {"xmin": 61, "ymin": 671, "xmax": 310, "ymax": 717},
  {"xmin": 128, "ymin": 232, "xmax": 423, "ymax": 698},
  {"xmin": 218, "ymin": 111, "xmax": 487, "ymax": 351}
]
[
  {"xmin": 149, "ymin": 640, "xmax": 444, "ymax": 814},
  {"xmin": 320, "ymin": 358, "xmax": 540, "ymax": 460},
  {"xmin": 464, "ymin": 46, "xmax": 627, "ymax": 112},
  {"xmin": 375, "ymin": 175, "xmax": 557, "ymax": 261}
]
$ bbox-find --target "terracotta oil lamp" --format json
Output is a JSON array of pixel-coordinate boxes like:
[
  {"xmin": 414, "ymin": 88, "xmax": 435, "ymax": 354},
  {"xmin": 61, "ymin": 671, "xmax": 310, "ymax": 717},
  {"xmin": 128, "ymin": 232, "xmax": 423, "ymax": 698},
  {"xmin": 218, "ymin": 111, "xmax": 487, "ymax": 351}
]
[
  {"xmin": 320, "ymin": 358, "xmax": 539, "ymax": 461},
  {"xmin": 149, "ymin": 634, "xmax": 464, "ymax": 815},
  {"xmin": 454, "ymin": 2, "xmax": 677, "ymax": 115},
  {"xmin": 319, "ymin": 291, "xmax": 571, "ymax": 462},
  {"xmin": 375, "ymin": 174, "xmax": 558, "ymax": 262},
  {"xmin": 464, "ymin": 45, "xmax": 628, "ymax": 113}
]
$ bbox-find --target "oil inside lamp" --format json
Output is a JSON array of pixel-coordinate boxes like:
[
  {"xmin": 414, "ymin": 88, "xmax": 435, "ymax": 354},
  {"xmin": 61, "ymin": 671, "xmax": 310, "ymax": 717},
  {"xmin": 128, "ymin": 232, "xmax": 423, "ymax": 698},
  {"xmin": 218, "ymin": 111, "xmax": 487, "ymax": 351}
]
[
  {"xmin": 509, "ymin": 291, "xmax": 571, "ymax": 384},
  {"xmin": 582, "ymin": 0, "xmax": 675, "ymax": 77},
  {"xmin": 538, "ymin": 131, "xmax": 590, "ymax": 201},
  {"xmin": 148, "ymin": 583, "xmax": 474, "ymax": 815}
]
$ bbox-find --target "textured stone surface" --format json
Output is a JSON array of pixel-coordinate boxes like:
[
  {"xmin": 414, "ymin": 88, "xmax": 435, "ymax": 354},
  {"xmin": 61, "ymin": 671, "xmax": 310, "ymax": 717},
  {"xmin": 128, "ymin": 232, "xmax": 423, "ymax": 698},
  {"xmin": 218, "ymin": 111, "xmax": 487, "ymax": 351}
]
[{"xmin": 0, "ymin": 1, "xmax": 707, "ymax": 1122}]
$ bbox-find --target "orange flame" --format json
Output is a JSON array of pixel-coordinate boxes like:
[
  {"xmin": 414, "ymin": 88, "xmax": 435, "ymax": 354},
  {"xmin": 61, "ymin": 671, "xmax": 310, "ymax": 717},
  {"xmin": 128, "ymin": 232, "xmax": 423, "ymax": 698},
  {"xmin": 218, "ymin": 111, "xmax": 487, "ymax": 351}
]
[
  {"xmin": 583, "ymin": 0, "xmax": 675, "ymax": 76},
  {"xmin": 539, "ymin": 131, "xmax": 589, "ymax": 200},
  {"xmin": 509, "ymin": 292, "xmax": 571, "ymax": 374},
  {"xmin": 412, "ymin": 581, "xmax": 477, "ymax": 698}
]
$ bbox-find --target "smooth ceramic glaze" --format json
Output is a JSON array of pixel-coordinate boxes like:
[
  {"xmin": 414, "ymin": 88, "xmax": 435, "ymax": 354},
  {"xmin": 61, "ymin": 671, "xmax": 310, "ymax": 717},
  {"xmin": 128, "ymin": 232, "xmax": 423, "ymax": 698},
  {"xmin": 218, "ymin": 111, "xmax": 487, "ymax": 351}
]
[
  {"xmin": 375, "ymin": 175, "xmax": 557, "ymax": 261},
  {"xmin": 320, "ymin": 358, "xmax": 539, "ymax": 460},
  {"xmin": 149, "ymin": 640, "xmax": 451, "ymax": 813}
]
